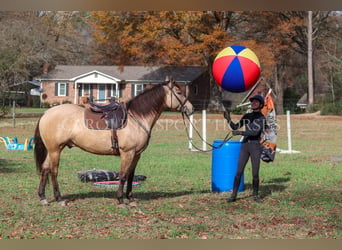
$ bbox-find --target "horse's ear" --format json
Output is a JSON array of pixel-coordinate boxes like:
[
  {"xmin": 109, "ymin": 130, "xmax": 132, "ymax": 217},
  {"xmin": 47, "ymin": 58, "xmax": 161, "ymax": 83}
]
[
  {"xmin": 163, "ymin": 75, "xmax": 174, "ymax": 86},
  {"xmin": 168, "ymin": 76, "xmax": 174, "ymax": 87}
]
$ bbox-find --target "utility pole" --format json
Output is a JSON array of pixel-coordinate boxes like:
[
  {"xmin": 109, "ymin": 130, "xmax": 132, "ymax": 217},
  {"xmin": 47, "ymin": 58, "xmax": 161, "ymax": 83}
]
[{"xmin": 308, "ymin": 11, "xmax": 314, "ymax": 110}]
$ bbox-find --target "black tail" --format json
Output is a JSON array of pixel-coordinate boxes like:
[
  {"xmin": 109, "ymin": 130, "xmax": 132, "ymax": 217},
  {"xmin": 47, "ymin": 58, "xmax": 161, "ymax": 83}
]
[{"xmin": 34, "ymin": 118, "xmax": 47, "ymax": 175}]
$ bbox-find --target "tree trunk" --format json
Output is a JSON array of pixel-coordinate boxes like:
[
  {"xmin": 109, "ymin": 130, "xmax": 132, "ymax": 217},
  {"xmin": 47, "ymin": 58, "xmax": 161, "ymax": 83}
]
[
  {"xmin": 274, "ymin": 64, "xmax": 284, "ymax": 114},
  {"xmin": 308, "ymin": 11, "xmax": 314, "ymax": 109}
]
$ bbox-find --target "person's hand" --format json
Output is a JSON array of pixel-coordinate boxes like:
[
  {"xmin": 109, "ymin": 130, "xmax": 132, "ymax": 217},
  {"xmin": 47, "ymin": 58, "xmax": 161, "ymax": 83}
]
[
  {"xmin": 223, "ymin": 111, "xmax": 231, "ymax": 121},
  {"xmin": 232, "ymin": 130, "xmax": 242, "ymax": 136}
]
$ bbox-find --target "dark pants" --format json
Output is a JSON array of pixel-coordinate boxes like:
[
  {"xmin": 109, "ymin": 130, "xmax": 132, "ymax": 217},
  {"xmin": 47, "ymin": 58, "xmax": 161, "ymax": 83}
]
[{"xmin": 233, "ymin": 141, "xmax": 261, "ymax": 195}]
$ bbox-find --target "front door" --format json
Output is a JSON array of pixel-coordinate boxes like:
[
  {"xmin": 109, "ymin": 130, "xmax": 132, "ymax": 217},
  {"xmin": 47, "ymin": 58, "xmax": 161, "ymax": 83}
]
[{"xmin": 98, "ymin": 84, "xmax": 106, "ymax": 103}]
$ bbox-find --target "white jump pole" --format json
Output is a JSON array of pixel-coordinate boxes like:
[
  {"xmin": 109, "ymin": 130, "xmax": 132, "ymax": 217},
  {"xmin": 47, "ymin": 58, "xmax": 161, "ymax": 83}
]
[
  {"xmin": 286, "ymin": 110, "xmax": 292, "ymax": 152},
  {"xmin": 202, "ymin": 109, "xmax": 207, "ymax": 151},
  {"xmin": 278, "ymin": 110, "xmax": 300, "ymax": 154},
  {"xmin": 188, "ymin": 114, "xmax": 194, "ymax": 150}
]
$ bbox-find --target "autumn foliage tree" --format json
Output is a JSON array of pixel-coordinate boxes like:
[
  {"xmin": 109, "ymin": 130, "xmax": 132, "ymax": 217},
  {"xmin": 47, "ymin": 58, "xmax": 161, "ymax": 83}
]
[{"xmin": 90, "ymin": 11, "xmax": 275, "ymax": 110}]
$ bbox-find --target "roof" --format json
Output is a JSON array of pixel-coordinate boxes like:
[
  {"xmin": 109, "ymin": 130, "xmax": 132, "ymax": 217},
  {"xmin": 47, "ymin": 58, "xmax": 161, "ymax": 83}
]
[
  {"xmin": 10, "ymin": 80, "xmax": 40, "ymax": 88},
  {"xmin": 297, "ymin": 93, "xmax": 308, "ymax": 105},
  {"xmin": 35, "ymin": 65, "xmax": 207, "ymax": 83}
]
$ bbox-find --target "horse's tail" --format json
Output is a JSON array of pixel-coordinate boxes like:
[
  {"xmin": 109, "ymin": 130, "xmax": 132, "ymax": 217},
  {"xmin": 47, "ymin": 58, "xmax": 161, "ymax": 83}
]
[{"xmin": 34, "ymin": 118, "xmax": 47, "ymax": 174}]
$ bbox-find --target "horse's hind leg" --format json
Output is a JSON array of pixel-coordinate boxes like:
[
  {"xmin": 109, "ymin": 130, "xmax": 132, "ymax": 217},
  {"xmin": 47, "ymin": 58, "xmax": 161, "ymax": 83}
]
[
  {"xmin": 38, "ymin": 158, "xmax": 50, "ymax": 205},
  {"xmin": 49, "ymin": 151, "xmax": 66, "ymax": 206}
]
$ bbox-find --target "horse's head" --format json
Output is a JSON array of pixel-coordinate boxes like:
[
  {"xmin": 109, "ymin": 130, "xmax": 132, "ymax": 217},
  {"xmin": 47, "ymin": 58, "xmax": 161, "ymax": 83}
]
[{"xmin": 164, "ymin": 78, "xmax": 194, "ymax": 116}]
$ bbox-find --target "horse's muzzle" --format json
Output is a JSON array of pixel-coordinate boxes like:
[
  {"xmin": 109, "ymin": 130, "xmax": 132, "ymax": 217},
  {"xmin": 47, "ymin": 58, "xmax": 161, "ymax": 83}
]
[{"xmin": 182, "ymin": 105, "xmax": 194, "ymax": 116}]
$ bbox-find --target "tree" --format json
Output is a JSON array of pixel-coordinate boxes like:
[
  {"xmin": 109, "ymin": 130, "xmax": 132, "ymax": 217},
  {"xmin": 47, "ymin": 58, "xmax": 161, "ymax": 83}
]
[
  {"xmin": 0, "ymin": 11, "xmax": 94, "ymax": 108},
  {"xmin": 316, "ymin": 12, "xmax": 342, "ymax": 105},
  {"xmin": 90, "ymin": 11, "xmax": 275, "ymax": 110}
]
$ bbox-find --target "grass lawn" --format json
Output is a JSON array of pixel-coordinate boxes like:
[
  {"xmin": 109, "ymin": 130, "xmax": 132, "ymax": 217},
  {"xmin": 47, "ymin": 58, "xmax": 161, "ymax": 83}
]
[{"xmin": 0, "ymin": 111, "xmax": 341, "ymax": 239}]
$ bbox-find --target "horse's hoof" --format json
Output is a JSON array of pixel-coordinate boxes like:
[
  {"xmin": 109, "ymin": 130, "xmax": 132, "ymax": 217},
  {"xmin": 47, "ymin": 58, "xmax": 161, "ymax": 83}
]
[
  {"xmin": 118, "ymin": 203, "xmax": 128, "ymax": 209},
  {"xmin": 129, "ymin": 201, "xmax": 138, "ymax": 207},
  {"xmin": 40, "ymin": 199, "xmax": 49, "ymax": 205},
  {"xmin": 58, "ymin": 200, "xmax": 67, "ymax": 207}
]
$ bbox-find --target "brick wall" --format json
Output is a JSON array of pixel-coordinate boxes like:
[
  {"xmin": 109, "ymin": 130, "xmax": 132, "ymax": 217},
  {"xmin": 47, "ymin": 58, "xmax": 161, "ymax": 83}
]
[
  {"xmin": 42, "ymin": 81, "xmax": 75, "ymax": 106},
  {"xmin": 42, "ymin": 81, "xmax": 135, "ymax": 106}
]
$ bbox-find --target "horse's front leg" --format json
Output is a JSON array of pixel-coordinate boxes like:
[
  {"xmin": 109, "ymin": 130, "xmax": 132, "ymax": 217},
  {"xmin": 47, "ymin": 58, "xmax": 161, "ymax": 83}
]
[
  {"xmin": 117, "ymin": 174, "xmax": 127, "ymax": 208},
  {"xmin": 117, "ymin": 150, "xmax": 136, "ymax": 208},
  {"xmin": 126, "ymin": 154, "xmax": 141, "ymax": 207}
]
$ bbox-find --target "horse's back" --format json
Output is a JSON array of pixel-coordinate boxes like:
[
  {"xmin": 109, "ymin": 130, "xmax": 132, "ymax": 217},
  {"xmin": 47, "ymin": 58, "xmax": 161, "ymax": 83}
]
[
  {"xmin": 43, "ymin": 103, "xmax": 83, "ymax": 116},
  {"xmin": 39, "ymin": 104, "xmax": 114, "ymax": 154},
  {"xmin": 39, "ymin": 104, "xmax": 85, "ymax": 146}
]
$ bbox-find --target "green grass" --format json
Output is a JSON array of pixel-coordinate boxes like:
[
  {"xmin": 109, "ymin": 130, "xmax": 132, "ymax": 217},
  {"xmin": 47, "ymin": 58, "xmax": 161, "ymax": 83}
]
[{"xmin": 0, "ymin": 113, "xmax": 341, "ymax": 239}]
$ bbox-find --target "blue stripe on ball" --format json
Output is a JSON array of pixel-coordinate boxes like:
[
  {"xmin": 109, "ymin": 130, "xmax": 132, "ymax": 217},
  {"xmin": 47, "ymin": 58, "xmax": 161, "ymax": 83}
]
[
  {"xmin": 231, "ymin": 45, "xmax": 246, "ymax": 54},
  {"xmin": 221, "ymin": 57, "xmax": 246, "ymax": 92}
]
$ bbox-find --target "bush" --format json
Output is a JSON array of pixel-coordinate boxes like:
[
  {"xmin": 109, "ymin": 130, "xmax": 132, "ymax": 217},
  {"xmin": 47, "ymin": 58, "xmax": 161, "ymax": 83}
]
[
  {"xmin": 52, "ymin": 101, "xmax": 60, "ymax": 107},
  {"xmin": 321, "ymin": 101, "xmax": 342, "ymax": 115},
  {"xmin": 62, "ymin": 100, "xmax": 72, "ymax": 104},
  {"xmin": 42, "ymin": 102, "xmax": 50, "ymax": 108},
  {"xmin": 32, "ymin": 98, "xmax": 41, "ymax": 108},
  {"xmin": 0, "ymin": 105, "xmax": 9, "ymax": 117}
]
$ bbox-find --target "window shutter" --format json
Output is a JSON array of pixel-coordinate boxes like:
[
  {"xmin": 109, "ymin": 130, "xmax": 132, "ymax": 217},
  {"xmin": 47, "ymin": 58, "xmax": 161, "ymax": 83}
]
[
  {"xmin": 119, "ymin": 84, "xmax": 122, "ymax": 98},
  {"xmin": 131, "ymin": 84, "xmax": 135, "ymax": 97},
  {"xmin": 55, "ymin": 83, "xmax": 58, "ymax": 96},
  {"xmin": 66, "ymin": 83, "xmax": 69, "ymax": 96},
  {"xmin": 78, "ymin": 84, "xmax": 82, "ymax": 97}
]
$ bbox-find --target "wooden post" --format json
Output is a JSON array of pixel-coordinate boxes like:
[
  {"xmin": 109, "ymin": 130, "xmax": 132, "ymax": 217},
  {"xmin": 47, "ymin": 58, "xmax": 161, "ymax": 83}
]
[
  {"xmin": 308, "ymin": 11, "xmax": 314, "ymax": 109},
  {"xmin": 12, "ymin": 100, "xmax": 16, "ymax": 128}
]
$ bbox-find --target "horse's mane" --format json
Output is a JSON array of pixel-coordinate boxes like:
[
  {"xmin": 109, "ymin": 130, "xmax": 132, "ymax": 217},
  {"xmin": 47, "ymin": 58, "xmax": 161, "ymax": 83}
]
[{"xmin": 126, "ymin": 84, "xmax": 166, "ymax": 117}]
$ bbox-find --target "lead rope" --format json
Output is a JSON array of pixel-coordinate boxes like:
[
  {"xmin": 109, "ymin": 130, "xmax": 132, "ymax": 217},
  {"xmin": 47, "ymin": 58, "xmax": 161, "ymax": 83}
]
[{"xmin": 181, "ymin": 112, "xmax": 233, "ymax": 153}]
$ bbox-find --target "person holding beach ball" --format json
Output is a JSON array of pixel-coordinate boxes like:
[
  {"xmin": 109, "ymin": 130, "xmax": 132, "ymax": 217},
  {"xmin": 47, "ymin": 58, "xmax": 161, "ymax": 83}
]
[{"xmin": 224, "ymin": 95, "xmax": 266, "ymax": 203}]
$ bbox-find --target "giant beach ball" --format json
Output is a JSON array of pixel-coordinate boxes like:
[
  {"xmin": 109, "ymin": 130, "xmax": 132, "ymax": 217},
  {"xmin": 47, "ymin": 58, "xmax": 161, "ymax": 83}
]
[{"xmin": 213, "ymin": 45, "xmax": 260, "ymax": 93}]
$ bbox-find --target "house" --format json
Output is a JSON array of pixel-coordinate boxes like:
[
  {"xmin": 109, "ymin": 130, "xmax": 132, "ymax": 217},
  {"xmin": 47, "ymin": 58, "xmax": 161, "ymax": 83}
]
[
  {"xmin": 34, "ymin": 65, "xmax": 210, "ymax": 111},
  {"xmin": 296, "ymin": 93, "xmax": 308, "ymax": 110}
]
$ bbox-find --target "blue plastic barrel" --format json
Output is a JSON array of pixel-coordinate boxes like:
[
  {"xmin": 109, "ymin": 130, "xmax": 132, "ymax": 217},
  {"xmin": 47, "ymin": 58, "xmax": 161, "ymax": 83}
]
[{"xmin": 212, "ymin": 140, "xmax": 244, "ymax": 193}]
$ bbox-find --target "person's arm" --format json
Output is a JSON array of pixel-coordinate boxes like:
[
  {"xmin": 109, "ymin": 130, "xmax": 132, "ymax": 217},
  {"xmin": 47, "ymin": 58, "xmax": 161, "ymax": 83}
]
[
  {"xmin": 234, "ymin": 117, "xmax": 265, "ymax": 136},
  {"xmin": 224, "ymin": 111, "xmax": 244, "ymax": 130}
]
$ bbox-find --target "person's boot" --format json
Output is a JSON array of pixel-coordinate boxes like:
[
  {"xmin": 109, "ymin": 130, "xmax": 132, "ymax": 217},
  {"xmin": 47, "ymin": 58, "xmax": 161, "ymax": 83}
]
[
  {"xmin": 227, "ymin": 177, "xmax": 240, "ymax": 202},
  {"xmin": 252, "ymin": 178, "xmax": 263, "ymax": 203}
]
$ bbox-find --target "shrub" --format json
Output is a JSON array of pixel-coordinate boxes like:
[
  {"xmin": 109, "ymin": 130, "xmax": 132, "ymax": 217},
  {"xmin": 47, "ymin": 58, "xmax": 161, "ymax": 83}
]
[
  {"xmin": 321, "ymin": 101, "xmax": 342, "ymax": 115},
  {"xmin": 32, "ymin": 98, "xmax": 41, "ymax": 108},
  {"xmin": 42, "ymin": 102, "xmax": 50, "ymax": 108}
]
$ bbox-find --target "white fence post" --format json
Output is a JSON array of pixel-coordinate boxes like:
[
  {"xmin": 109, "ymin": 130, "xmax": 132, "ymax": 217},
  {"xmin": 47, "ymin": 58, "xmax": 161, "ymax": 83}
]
[
  {"xmin": 277, "ymin": 110, "xmax": 300, "ymax": 154},
  {"xmin": 188, "ymin": 114, "xmax": 193, "ymax": 150},
  {"xmin": 202, "ymin": 109, "xmax": 206, "ymax": 151},
  {"xmin": 287, "ymin": 110, "xmax": 292, "ymax": 152}
]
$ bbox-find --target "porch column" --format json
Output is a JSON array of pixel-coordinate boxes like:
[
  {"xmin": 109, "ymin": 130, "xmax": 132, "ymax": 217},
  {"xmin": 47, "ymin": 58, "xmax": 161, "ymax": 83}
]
[{"xmin": 74, "ymin": 82, "xmax": 77, "ymax": 104}]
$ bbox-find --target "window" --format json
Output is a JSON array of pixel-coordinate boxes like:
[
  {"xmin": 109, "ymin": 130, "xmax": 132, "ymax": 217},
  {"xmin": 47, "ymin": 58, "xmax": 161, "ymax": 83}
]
[
  {"xmin": 56, "ymin": 83, "xmax": 67, "ymax": 96},
  {"xmin": 82, "ymin": 84, "xmax": 91, "ymax": 96},
  {"xmin": 109, "ymin": 84, "xmax": 118, "ymax": 97},
  {"xmin": 134, "ymin": 84, "xmax": 144, "ymax": 96},
  {"xmin": 194, "ymin": 85, "xmax": 199, "ymax": 96}
]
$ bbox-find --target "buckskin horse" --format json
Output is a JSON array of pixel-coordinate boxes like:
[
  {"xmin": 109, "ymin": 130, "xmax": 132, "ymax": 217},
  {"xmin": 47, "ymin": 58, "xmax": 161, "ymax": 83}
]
[{"xmin": 34, "ymin": 79, "xmax": 194, "ymax": 208}]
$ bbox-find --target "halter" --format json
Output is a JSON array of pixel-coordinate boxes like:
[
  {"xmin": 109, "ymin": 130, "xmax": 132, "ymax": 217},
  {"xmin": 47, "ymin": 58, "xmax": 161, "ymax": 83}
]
[
  {"xmin": 163, "ymin": 80, "xmax": 189, "ymax": 111},
  {"xmin": 162, "ymin": 80, "xmax": 232, "ymax": 152}
]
